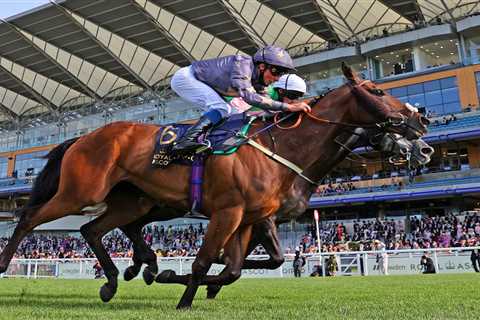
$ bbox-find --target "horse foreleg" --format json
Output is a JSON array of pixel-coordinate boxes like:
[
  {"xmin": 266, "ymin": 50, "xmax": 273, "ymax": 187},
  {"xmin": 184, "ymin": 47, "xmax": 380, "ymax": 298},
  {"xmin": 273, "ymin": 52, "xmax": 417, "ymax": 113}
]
[
  {"xmin": 241, "ymin": 218, "xmax": 284, "ymax": 269},
  {"xmin": 156, "ymin": 227, "xmax": 251, "ymax": 288},
  {"xmin": 176, "ymin": 206, "xmax": 243, "ymax": 309},
  {"xmin": 201, "ymin": 225, "xmax": 252, "ymax": 301},
  {"xmin": 205, "ymin": 219, "xmax": 280, "ymax": 299}
]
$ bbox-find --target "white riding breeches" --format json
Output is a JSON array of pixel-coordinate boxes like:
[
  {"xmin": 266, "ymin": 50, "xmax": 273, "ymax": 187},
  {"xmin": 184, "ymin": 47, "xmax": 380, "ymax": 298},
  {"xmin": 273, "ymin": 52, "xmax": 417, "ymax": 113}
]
[{"xmin": 171, "ymin": 66, "xmax": 237, "ymax": 116}]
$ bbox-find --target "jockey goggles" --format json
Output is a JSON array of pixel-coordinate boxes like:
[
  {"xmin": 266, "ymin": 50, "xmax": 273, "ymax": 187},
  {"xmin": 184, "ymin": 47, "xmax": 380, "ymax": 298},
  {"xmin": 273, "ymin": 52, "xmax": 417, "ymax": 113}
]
[
  {"xmin": 268, "ymin": 65, "xmax": 290, "ymax": 77},
  {"xmin": 282, "ymin": 90, "xmax": 304, "ymax": 100}
]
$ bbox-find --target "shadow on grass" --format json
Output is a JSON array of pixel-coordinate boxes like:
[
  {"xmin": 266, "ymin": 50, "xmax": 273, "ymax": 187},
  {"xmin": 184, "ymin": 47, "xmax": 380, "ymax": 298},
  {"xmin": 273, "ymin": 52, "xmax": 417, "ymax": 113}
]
[{"xmin": 0, "ymin": 295, "xmax": 181, "ymax": 311}]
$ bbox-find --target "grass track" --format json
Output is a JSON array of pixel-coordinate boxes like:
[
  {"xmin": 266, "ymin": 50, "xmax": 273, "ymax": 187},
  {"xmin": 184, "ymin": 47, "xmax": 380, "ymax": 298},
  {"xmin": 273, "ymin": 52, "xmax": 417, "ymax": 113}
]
[{"xmin": 0, "ymin": 274, "xmax": 478, "ymax": 319}]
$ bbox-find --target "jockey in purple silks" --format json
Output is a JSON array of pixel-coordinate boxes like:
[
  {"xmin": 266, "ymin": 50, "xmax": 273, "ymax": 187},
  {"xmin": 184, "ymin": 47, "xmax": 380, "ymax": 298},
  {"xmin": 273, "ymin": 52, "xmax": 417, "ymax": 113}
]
[{"xmin": 170, "ymin": 45, "xmax": 311, "ymax": 153}]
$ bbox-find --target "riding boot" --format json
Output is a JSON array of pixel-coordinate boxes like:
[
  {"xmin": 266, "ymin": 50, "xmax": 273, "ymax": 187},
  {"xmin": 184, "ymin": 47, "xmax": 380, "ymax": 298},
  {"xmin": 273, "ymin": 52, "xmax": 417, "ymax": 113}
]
[{"xmin": 172, "ymin": 114, "xmax": 216, "ymax": 153}]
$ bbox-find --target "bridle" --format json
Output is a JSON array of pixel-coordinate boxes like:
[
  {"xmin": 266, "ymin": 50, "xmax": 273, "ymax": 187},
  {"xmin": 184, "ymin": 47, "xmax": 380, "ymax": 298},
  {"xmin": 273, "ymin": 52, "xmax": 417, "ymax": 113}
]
[
  {"xmin": 242, "ymin": 80, "xmax": 424, "ymax": 187},
  {"xmin": 272, "ymin": 80, "xmax": 418, "ymax": 135}
]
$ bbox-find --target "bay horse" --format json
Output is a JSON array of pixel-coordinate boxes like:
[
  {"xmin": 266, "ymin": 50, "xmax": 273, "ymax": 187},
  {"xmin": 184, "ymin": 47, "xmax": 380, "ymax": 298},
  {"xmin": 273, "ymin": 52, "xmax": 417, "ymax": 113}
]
[
  {"xmin": 0, "ymin": 64, "xmax": 431, "ymax": 309},
  {"xmin": 46, "ymin": 92, "xmax": 430, "ymax": 302}
]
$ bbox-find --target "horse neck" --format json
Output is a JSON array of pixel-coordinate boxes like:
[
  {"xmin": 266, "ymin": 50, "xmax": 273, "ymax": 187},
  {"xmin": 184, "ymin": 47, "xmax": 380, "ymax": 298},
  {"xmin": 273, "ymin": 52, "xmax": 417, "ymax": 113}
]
[{"xmin": 263, "ymin": 87, "xmax": 357, "ymax": 186}]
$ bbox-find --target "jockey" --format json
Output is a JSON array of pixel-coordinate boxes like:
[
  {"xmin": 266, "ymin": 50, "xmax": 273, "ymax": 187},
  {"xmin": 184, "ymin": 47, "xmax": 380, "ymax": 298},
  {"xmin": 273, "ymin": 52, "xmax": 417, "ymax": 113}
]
[
  {"xmin": 226, "ymin": 74, "xmax": 308, "ymax": 112},
  {"xmin": 170, "ymin": 45, "xmax": 311, "ymax": 153},
  {"xmin": 271, "ymin": 73, "xmax": 307, "ymax": 103},
  {"xmin": 225, "ymin": 74, "xmax": 307, "ymax": 112}
]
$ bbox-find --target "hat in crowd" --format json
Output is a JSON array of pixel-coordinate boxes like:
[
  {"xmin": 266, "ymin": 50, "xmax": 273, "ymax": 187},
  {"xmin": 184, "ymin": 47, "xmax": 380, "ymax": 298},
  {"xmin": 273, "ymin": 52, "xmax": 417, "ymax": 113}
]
[{"xmin": 272, "ymin": 74, "xmax": 307, "ymax": 94}]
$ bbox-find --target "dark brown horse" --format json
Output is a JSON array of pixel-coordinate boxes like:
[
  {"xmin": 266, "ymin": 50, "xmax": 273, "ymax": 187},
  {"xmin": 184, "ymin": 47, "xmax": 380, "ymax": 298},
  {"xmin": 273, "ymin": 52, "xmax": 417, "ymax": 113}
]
[
  {"xmin": 0, "ymin": 65, "xmax": 431, "ymax": 309},
  {"xmin": 120, "ymin": 126, "xmax": 430, "ymax": 299}
]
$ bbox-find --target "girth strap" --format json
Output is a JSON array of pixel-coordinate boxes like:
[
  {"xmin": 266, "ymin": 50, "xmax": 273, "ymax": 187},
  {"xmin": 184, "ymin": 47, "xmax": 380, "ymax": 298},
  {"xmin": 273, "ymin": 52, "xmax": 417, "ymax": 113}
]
[{"xmin": 247, "ymin": 139, "xmax": 319, "ymax": 186}]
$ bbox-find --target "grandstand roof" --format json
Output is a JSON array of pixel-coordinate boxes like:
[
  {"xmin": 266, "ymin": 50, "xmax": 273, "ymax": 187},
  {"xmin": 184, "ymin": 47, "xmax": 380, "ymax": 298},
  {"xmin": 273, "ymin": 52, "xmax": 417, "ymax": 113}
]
[{"xmin": 0, "ymin": 0, "xmax": 477, "ymax": 122}]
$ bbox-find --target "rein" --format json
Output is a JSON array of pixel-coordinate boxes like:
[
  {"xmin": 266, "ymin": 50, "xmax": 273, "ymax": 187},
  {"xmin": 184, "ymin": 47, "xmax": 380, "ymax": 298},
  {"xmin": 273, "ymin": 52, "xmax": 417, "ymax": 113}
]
[{"xmin": 242, "ymin": 80, "xmax": 415, "ymax": 187}]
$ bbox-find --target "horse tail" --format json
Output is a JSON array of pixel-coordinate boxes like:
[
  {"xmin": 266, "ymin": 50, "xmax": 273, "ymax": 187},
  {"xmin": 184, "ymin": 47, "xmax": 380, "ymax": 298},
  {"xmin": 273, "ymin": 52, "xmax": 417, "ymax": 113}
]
[{"xmin": 24, "ymin": 137, "xmax": 80, "ymax": 210}]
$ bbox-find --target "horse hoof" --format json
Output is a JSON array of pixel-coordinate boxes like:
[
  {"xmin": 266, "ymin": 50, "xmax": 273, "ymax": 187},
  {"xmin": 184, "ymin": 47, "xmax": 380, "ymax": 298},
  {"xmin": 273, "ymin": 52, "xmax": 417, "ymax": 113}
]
[
  {"xmin": 206, "ymin": 285, "xmax": 221, "ymax": 299},
  {"xmin": 176, "ymin": 302, "xmax": 192, "ymax": 310},
  {"xmin": 155, "ymin": 270, "xmax": 176, "ymax": 283},
  {"xmin": 143, "ymin": 267, "xmax": 156, "ymax": 285},
  {"xmin": 124, "ymin": 266, "xmax": 139, "ymax": 281},
  {"xmin": 99, "ymin": 284, "xmax": 116, "ymax": 303}
]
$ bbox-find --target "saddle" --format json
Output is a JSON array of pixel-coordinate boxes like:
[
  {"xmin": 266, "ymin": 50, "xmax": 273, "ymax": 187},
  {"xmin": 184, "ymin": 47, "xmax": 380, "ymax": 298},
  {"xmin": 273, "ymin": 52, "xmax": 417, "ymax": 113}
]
[{"xmin": 152, "ymin": 113, "xmax": 255, "ymax": 168}]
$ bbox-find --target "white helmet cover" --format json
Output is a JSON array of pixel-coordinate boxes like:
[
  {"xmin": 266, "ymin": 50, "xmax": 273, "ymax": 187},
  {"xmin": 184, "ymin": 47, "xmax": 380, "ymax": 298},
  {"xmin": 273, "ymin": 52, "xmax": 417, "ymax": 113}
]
[{"xmin": 273, "ymin": 74, "xmax": 307, "ymax": 94}]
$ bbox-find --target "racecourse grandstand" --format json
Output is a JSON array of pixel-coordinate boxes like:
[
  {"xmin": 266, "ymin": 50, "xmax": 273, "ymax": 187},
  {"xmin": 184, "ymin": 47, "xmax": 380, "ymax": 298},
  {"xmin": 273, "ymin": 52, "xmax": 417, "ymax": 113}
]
[{"xmin": 0, "ymin": 0, "xmax": 480, "ymax": 256}]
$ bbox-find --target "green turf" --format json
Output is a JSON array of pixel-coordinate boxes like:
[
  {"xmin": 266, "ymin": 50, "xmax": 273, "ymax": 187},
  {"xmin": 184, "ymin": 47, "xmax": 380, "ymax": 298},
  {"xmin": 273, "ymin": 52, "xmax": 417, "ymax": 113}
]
[{"xmin": 0, "ymin": 274, "xmax": 478, "ymax": 319}]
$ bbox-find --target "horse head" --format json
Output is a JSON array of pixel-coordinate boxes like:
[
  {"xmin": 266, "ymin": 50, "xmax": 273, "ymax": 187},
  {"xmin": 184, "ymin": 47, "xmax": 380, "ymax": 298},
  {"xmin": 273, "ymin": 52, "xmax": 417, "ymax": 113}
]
[{"xmin": 339, "ymin": 63, "xmax": 434, "ymax": 167}]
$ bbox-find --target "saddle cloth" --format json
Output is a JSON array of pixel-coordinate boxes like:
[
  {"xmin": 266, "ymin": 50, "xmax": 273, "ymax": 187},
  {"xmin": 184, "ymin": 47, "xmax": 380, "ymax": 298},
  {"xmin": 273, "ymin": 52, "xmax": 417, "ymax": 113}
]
[
  {"xmin": 151, "ymin": 113, "xmax": 256, "ymax": 215},
  {"xmin": 152, "ymin": 113, "xmax": 254, "ymax": 168}
]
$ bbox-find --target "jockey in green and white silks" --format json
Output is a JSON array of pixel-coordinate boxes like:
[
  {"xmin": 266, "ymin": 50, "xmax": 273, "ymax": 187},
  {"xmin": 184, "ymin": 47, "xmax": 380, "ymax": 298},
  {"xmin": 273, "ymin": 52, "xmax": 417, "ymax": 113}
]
[
  {"xmin": 170, "ymin": 46, "xmax": 311, "ymax": 153},
  {"xmin": 224, "ymin": 74, "xmax": 308, "ymax": 112}
]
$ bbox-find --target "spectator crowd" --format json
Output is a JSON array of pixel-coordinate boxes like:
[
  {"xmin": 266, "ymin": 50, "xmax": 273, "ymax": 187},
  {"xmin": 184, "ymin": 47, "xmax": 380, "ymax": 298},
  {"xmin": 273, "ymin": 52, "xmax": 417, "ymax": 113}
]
[
  {"xmin": 1, "ymin": 213, "xmax": 479, "ymax": 260},
  {"xmin": 289, "ymin": 212, "xmax": 480, "ymax": 254},
  {"xmin": 0, "ymin": 223, "xmax": 205, "ymax": 259}
]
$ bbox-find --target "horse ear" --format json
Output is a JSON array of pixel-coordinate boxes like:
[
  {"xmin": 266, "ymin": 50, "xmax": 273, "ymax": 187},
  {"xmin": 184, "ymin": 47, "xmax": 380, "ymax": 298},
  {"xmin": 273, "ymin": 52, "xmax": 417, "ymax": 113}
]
[{"xmin": 342, "ymin": 62, "xmax": 358, "ymax": 83}]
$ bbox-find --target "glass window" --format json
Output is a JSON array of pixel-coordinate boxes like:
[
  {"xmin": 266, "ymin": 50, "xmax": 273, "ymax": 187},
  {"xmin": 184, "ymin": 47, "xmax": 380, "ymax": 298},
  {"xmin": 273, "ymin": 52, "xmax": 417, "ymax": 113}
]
[
  {"xmin": 442, "ymin": 87, "xmax": 459, "ymax": 104},
  {"xmin": 440, "ymin": 77, "xmax": 457, "ymax": 89},
  {"xmin": 387, "ymin": 76, "xmax": 459, "ymax": 116},
  {"xmin": 417, "ymin": 39, "xmax": 459, "ymax": 71},
  {"xmin": 407, "ymin": 93, "xmax": 425, "ymax": 107},
  {"xmin": 407, "ymin": 84, "xmax": 424, "ymax": 95},
  {"xmin": 428, "ymin": 104, "xmax": 444, "ymax": 115},
  {"xmin": 15, "ymin": 151, "xmax": 48, "ymax": 177},
  {"xmin": 425, "ymin": 91, "xmax": 443, "ymax": 106},
  {"xmin": 423, "ymin": 80, "xmax": 441, "ymax": 92},
  {"xmin": 444, "ymin": 102, "xmax": 461, "ymax": 114},
  {"xmin": 372, "ymin": 48, "xmax": 414, "ymax": 79},
  {"xmin": 0, "ymin": 157, "xmax": 8, "ymax": 178},
  {"xmin": 391, "ymin": 87, "xmax": 407, "ymax": 97}
]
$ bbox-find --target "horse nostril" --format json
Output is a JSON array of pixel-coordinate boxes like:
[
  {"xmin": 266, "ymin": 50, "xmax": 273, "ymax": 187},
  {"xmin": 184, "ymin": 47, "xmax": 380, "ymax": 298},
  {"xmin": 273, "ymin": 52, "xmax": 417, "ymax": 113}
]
[
  {"xmin": 420, "ymin": 116, "xmax": 430, "ymax": 126},
  {"xmin": 400, "ymin": 148, "xmax": 408, "ymax": 155},
  {"xmin": 421, "ymin": 147, "xmax": 434, "ymax": 155}
]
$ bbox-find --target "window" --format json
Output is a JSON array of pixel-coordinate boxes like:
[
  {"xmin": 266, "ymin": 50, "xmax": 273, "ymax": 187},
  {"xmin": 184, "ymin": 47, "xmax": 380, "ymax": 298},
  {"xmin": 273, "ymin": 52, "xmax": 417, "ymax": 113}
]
[
  {"xmin": 14, "ymin": 151, "xmax": 48, "ymax": 177},
  {"xmin": 423, "ymin": 80, "xmax": 441, "ymax": 92},
  {"xmin": 0, "ymin": 157, "xmax": 8, "ymax": 178},
  {"xmin": 407, "ymin": 84, "xmax": 423, "ymax": 95},
  {"xmin": 408, "ymin": 93, "xmax": 425, "ymax": 106},
  {"xmin": 440, "ymin": 77, "xmax": 457, "ymax": 89},
  {"xmin": 425, "ymin": 91, "xmax": 443, "ymax": 106},
  {"xmin": 388, "ymin": 77, "xmax": 460, "ymax": 116},
  {"xmin": 391, "ymin": 87, "xmax": 407, "ymax": 97}
]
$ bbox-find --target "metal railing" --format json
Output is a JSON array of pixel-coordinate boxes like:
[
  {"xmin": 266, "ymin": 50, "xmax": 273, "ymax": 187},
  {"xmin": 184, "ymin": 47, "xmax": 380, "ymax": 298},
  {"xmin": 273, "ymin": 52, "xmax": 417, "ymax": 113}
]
[{"xmin": 1, "ymin": 247, "xmax": 477, "ymax": 279}]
